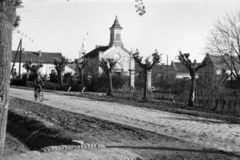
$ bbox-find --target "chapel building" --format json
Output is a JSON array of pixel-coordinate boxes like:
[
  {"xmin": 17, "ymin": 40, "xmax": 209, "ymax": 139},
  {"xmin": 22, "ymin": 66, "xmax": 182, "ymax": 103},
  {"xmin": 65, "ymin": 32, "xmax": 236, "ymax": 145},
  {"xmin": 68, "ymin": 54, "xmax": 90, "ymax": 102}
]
[{"xmin": 83, "ymin": 16, "xmax": 135, "ymax": 87}]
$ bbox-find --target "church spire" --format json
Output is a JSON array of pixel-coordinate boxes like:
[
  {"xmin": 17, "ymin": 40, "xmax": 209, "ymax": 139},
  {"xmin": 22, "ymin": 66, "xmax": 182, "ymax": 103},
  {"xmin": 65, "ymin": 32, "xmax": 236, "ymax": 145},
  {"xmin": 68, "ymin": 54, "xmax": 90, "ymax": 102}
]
[
  {"xmin": 109, "ymin": 16, "xmax": 123, "ymax": 47},
  {"xmin": 79, "ymin": 38, "xmax": 87, "ymax": 58},
  {"xmin": 110, "ymin": 16, "xmax": 123, "ymax": 30}
]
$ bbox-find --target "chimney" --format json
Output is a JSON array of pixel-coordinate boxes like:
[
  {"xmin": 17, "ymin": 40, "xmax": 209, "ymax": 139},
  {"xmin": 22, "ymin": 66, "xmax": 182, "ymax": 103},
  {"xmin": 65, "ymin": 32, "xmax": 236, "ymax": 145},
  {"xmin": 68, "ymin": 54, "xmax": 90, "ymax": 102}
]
[
  {"xmin": 38, "ymin": 50, "xmax": 42, "ymax": 57},
  {"xmin": 194, "ymin": 59, "xmax": 196, "ymax": 65}
]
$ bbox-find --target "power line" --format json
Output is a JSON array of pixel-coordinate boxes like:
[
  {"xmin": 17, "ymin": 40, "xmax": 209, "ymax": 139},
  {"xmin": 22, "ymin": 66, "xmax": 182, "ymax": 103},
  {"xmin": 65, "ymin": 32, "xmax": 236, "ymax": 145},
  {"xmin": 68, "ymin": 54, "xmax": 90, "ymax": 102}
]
[{"xmin": 13, "ymin": 29, "xmax": 34, "ymax": 42}]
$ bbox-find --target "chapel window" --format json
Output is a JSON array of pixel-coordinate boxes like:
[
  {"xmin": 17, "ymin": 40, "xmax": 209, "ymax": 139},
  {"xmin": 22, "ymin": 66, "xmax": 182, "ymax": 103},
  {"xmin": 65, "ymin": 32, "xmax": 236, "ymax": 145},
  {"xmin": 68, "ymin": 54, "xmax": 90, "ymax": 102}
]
[{"xmin": 116, "ymin": 34, "xmax": 121, "ymax": 41}]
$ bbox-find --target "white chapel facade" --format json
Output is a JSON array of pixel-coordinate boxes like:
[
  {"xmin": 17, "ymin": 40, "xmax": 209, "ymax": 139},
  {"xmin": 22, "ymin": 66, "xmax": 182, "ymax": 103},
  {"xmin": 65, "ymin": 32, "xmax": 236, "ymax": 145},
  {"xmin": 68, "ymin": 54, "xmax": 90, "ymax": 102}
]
[{"xmin": 83, "ymin": 16, "xmax": 135, "ymax": 87}]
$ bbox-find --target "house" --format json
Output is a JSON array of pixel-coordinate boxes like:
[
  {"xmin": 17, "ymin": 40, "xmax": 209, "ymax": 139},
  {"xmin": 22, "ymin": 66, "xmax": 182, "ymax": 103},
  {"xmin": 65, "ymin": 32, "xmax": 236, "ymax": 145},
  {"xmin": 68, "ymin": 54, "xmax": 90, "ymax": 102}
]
[
  {"xmin": 172, "ymin": 61, "xmax": 199, "ymax": 80},
  {"xmin": 83, "ymin": 16, "xmax": 135, "ymax": 87},
  {"xmin": 134, "ymin": 60, "xmax": 200, "ymax": 86},
  {"xmin": 65, "ymin": 63, "xmax": 76, "ymax": 76},
  {"xmin": 152, "ymin": 63, "xmax": 176, "ymax": 80},
  {"xmin": 198, "ymin": 53, "xmax": 240, "ymax": 80},
  {"xmin": 11, "ymin": 50, "xmax": 62, "ymax": 79}
]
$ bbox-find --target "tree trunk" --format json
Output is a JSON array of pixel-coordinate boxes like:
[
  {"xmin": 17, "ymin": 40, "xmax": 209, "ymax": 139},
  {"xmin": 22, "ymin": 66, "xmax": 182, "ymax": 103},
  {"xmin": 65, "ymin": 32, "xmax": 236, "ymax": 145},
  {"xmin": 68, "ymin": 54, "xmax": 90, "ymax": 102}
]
[
  {"xmin": 81, "ymin": 69, "xmax": 83, "ymax": 87},
  {"xmin": 26, "ymin": 70, "xmax": 29, "ymax": 80},
  {"xmin": 58, "ymin": 71, "xmax": 63, "ymax": 86},
  {"xmin": 107, "ymin": 71, "xmax": 113, "ymax": 96},
  {"xmin": 143, "ymin": 69, "xmax": 148, "ymax": 99},
  {"xmin": 0, "ymin": 11, "xmax": 13, "ymax": 159},
  {"xmin": 188, "ymin": 71, "xmax": 196, "ymax": 106}
]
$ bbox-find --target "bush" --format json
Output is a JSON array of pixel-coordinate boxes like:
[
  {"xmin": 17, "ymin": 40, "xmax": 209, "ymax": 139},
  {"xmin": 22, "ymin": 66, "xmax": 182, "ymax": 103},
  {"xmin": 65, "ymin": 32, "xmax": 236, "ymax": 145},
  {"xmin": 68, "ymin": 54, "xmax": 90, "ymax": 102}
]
[
  {"xmin": 86, "ymin": 73, "xmax": 127, "ymax": 92},
  {"xmin": 50, "ymin": 73, "xmax": 58, "ymax": 83},
  {"xmin": 10, "ymin": 73, "xmax": 28, "ymax": 86},
  {"xmin": 26, "ymin": 81, "xmax": 35, "ymax": 88},
  {"xmin": 26, "ymin": 81, "xmax": 61, "ymax": 90},
  {"xmin": 28, "ymin": 73, "xmax": 37, "ymax": 81},
  {"xmin": 26, "ymin": 81, "xmax": 84, "ymax": 92},
  {"xmin": 44, "ymin": 82, "xmax": 61, "ymax": 90}
]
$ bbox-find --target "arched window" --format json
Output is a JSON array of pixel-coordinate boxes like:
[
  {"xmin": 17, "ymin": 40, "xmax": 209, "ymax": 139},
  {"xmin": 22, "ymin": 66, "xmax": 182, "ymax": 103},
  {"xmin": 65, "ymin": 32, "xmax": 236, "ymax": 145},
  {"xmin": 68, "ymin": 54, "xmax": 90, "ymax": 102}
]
[{"xmin": 115, "ymin": 34, "xmax": 121, "ymax": 41}]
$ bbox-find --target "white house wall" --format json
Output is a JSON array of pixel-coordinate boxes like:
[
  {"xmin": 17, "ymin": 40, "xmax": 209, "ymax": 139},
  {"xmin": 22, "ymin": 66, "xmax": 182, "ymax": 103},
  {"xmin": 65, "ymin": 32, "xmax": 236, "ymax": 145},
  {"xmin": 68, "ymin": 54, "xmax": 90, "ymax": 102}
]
[
  {"xmin": 64, "ymin": 66, "xmax": 76, "ymax": 75},
  {"xmin": 11, "ymin": 62, "xmax": 56, "ymax": 77}
]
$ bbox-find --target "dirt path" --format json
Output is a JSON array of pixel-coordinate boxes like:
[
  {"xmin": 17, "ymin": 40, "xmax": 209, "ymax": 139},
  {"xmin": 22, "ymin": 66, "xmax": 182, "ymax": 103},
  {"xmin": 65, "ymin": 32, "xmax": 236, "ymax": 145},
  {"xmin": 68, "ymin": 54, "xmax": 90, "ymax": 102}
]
[{"xmin": 10, "ymin": 87, "xmax": 240, "ymax": 155}]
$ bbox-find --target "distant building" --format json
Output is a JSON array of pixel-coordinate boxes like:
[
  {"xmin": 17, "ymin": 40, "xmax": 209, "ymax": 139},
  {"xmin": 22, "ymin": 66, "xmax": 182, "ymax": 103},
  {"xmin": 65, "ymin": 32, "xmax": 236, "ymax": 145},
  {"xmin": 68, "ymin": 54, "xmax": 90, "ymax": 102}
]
[
  {"xmin": 172, "ymin": 61, "xmax": 199, "ymax": 80},
  {"xmin": 65, "ymin": 63, "xmax": 76, "ymax": 75},
  {"xmin": 152, "ymin": 63, "xmax": 176, "ymax": 80},
  {"xmin": 11, "ymin": 50, "xmax": 62, "ymax": 79},
  {"xmin": 83, "ymin": 16, "xmax": 135, "ymax": 87},
  {"xmin": 199, "ymin": 53, "xmax": 240, "ymax": 80}
]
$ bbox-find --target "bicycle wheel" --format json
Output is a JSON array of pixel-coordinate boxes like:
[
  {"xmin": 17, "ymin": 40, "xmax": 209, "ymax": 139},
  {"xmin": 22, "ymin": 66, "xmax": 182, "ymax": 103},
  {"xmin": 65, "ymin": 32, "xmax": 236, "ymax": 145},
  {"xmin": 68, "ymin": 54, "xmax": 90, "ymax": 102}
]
[
  {"xmin": 39, "ymin": 90, "xmax": 44, "ymax": 102},
  {"xmin": 34, "ymin": 90, "xmax": 38, "ymax": 101}
]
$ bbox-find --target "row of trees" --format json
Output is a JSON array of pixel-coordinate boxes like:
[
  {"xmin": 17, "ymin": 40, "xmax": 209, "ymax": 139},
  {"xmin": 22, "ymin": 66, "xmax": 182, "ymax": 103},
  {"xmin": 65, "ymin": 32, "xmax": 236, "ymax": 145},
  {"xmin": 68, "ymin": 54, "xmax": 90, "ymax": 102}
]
[
  {"xmin": 1, "ymin": 0, "xmax": 240, "ymax": 158},
  {"xmin": 0, "ymin": 0, "xmax": 145, "ymax": 158}
]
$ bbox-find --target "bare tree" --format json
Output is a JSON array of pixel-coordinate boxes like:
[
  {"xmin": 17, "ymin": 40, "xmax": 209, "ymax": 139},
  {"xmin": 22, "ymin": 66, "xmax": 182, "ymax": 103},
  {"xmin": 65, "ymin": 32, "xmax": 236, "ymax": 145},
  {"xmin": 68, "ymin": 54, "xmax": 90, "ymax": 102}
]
[
  {"xmin": 0, "ymin": 1, "xmax": 21, "ymax": 158},
  {"xmin": 0, "ymin": 1, "xmax": 141, "ymax": 157},
  {"xmin": 30, "ymin": 62, "xmax": 43, "ymax": 77},
  {"xmin": 53, "ymin": 56, "xmax": 69, "ymax": 86},
  {"xmin": 206, "ymin": 9, "xmax": 240, "ymax": 81},
  {"xmin": 178, "ymin": 51, "xmax": 208, "ymax": 106},
  {"xmin": 22, "ymin": 59, "xmax": 32, "ymax": 80},
  {"xmin": 135, "ymin": 0, "xmax": 146, "ymax": 16},
  {"xmin": 99, "ymin": 58, "xmax": 117, "ymax": 96},
  {"xmin": 132, "ymin": 49, "xmax": 161, "ymax": 99},
  {"xmin": 74, "ymin": 57, "xmax": 88, "ymax": 87}
]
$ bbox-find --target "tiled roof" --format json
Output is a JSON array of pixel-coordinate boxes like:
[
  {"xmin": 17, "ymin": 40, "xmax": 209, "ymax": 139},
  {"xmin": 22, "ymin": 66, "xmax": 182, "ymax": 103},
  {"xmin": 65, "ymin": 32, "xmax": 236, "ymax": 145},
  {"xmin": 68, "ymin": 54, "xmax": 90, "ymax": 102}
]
[
  {"xmin": 84, "ymin": 46, "xmax": 109, "ymax": 58},
  {"xmin": 12, "ymin": 51, "xmax": 62, "ymax": 64},
  {"xmin": 174, "ymin": 62, "xmax": 189, "ymax": 73},
  {"xmin": 173, "ymin": 62, "xmax": 201, "ymax": 73},
  {"xmin": 208, "ymin": 54, "xmax": 240, "ymax": 70},
  {"xmin": 110, "ymin": 17, "xmax": 123, "ymax": 29},
  {"xmin": 135, "ymin": 63, "xmax": 175, "ymax": 73}
]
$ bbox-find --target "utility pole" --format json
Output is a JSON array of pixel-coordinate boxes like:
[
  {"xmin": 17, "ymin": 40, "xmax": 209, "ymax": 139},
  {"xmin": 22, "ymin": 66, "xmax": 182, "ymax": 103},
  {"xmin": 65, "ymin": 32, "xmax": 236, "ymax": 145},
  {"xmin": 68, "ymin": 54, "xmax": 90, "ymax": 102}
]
[{"xmin": 17, "ymin": 39, "xmax": 22, "ymax": 81}]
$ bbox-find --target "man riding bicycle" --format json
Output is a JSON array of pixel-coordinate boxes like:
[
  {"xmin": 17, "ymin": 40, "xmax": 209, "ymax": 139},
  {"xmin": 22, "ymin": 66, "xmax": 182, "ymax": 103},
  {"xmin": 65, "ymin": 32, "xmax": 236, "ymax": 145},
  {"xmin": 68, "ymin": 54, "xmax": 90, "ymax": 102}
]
[{"xmin": 34, "ymin": 72, "xmax": 44, "ymax": 99}]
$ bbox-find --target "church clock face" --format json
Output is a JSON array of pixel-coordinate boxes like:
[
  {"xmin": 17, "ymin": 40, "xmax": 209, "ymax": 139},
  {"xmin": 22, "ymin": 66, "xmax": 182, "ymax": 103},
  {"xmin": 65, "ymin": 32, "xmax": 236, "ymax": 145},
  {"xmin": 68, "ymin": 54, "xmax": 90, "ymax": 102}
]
[{"xmin": 114, "ymin": 52, "xmax": 121, "ymax": 61}]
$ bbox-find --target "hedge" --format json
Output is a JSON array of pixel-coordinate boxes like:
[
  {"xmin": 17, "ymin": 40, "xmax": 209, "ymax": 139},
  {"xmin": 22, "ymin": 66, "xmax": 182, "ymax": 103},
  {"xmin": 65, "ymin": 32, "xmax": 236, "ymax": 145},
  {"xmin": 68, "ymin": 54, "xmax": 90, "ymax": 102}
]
[{"xmin": 26, "ymin": 81, "xmax": 84, "ymax": 92}]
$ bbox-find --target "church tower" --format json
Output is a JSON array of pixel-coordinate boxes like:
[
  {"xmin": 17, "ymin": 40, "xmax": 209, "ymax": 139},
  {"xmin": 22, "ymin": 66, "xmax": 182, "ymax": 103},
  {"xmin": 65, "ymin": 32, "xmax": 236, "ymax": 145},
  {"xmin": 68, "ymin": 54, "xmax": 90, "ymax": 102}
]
[
  {"xmin": 79, "ymin": 39, "xmax": 87, "ymax": 58},
  {"xmin": 108, "ymin": 16, "xmax": 123, "ymax": 47}
]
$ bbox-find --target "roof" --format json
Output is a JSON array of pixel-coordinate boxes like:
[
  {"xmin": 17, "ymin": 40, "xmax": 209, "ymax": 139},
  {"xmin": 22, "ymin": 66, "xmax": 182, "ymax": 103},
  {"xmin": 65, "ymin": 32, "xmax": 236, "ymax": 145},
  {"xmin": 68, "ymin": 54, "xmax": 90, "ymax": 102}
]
[
  {"xmin": 84, "ymin": 46, "xmax": 109, "ymax": 58},
  {"xmin": 121, "ymin": 46, "xmax": 131, "ymax": 55},
  {"xmin": 110, "ymin": 16, "xmax": 123, "ymax": 29},
  {"xmin": 208, "ymin": 54, "xmax": 240, "ymax": 70},
  {"xmin": 12, "ymin": 51, "xmax": 62, "ymax": 64},
  {"xmin": 66, "ymin": 63, "xmax": 76, "ymax": 71},
  {"xmin": 135, "ymin": 63, "xmax": 175, "ymax": 73},
  {"xmin": 174, "ymin": 62, "xmax": 189, "ymax": 73}
]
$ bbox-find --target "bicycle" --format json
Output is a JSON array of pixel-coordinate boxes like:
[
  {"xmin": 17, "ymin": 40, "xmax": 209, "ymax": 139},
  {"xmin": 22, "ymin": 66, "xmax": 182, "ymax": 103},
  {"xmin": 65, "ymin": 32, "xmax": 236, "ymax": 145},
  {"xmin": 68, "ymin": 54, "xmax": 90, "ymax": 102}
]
[{"xmin": 34, "ymin": 86, "xmax": 44, "ymax": 102}]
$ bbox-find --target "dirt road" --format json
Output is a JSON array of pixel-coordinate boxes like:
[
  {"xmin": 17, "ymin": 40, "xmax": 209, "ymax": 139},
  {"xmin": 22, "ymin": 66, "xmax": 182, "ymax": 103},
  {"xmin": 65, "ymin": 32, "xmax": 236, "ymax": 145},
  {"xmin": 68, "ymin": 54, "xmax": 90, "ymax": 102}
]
[{"xmin": 10, "ymin": 87, "xmax": 240, "ymax": 155}]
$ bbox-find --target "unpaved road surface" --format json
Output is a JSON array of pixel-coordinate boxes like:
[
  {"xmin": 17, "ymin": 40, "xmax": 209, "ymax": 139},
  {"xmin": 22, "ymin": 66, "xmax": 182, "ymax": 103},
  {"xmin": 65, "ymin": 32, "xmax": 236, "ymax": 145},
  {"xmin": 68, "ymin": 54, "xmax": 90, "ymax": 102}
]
[{"xmin": 10, "ymin": 87, "xmax": 240, "ymax": 155}]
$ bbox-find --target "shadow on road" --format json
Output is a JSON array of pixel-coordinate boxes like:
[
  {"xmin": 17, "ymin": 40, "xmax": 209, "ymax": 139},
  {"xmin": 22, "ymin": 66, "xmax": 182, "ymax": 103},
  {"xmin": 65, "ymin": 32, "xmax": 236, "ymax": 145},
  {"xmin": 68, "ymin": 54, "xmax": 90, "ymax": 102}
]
[
  {"xmin": 162, "ymin": 117, "xmax": 240, "ymax": 124},
  {"xmin": 106, "ymin": 145, "xmax": 240, "ymax": 157}
]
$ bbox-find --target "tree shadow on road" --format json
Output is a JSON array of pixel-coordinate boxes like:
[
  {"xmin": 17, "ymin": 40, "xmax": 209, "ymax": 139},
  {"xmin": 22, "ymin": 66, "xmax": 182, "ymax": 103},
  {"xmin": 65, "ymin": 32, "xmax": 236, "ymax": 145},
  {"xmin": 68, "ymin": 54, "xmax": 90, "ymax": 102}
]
[
  {"xmin": 163, "ymin": 117, "xmax": 240, "ymax": 124},
  {"xmin": 106, "ymin": 145, "xmax": 240, "ymax": 157}
]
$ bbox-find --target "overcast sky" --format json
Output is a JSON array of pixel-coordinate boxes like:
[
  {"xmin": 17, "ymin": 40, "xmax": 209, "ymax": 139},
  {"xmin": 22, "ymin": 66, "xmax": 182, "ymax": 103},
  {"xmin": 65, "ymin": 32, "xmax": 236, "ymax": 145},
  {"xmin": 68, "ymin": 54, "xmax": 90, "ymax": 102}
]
[{"xmin": 12, "ymin": 0, "xmax": 240, "ymax": 64}]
